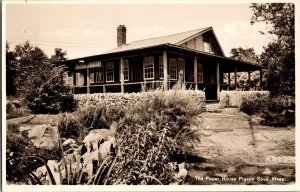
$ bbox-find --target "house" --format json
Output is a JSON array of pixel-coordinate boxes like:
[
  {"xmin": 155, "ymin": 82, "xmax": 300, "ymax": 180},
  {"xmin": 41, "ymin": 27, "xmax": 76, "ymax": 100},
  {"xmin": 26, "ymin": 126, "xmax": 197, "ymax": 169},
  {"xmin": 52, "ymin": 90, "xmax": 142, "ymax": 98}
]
[{"xmin": 63, "ymin": 25, "xmax": 263, "ymax": 101}]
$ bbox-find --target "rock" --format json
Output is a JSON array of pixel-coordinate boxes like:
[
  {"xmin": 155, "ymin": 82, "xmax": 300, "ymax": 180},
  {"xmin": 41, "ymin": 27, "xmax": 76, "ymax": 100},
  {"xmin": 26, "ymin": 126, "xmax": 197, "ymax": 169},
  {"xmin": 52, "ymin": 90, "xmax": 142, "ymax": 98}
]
[
  {"xmin": 187, "ymin": 170, "xmax": 207, "ymax": 181},
  {"xmin": 63, "ymin": 138, "xmax": 77, "ymax": 147},
  {"xmin": 174, "ymin": 168, "xmax": 188, "ymax": 181},
  {"xmin": 27, "ymin": 124, "xmax": 58, "ymax": 150},
  {"xmin": 226, "ymin": 166, "xmax": 236, "ymax": 173},
  {"xmin": 215, "ymin": 173, "xmax": 228, "ymax": 178},
  {"xmin": 277, "ymin": 169, "xmax": 294, "ymax": 177},
  {"xmin": 240, "ymin": 166, "xmax": 259, "ymax": 175},
  {"xmin": 262, "ymin": 167, "xmax": 272, "ymax": 175},
  {"xmin": 99, "ymin": 137, "xmax": 116, "ymax": 159}
]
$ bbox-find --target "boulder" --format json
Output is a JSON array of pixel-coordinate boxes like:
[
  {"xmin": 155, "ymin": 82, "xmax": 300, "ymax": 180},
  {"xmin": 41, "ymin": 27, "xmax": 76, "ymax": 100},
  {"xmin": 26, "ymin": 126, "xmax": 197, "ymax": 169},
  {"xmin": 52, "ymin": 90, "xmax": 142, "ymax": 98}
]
[{"xmin": 240, "ymin": 166, "xmax": 259, "ymax": 175}]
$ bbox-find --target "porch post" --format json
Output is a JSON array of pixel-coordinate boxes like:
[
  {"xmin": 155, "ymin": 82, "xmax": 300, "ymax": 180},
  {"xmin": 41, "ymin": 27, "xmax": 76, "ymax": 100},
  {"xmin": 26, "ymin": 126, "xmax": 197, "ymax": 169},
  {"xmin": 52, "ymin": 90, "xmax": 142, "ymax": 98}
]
[
  {"xmin": 163, "ymin": 51, "xmax": 168, "ymax": 91},
  {"xmin": 260, "ymin": 69, "xmax": 263, "ymax": 90},
  {"xmin": 120, "ymin": 57, "xmax": 125, "ymax": 93},
  {"xmin": 228, "ymin": 72, "xmax": 230, "ymax": 90},
  {"xmin": 248, "ymin": 71, "xmax": 251, "ymax": 90},
  {"xmin": 216, "ymin": 61, "xmax": 220, "ymax": 100},
  {"xmin": 234, "ymin": 65, "xmax": 237, "ymax": 90},
  {"xmin": 87, "ymin": 68, "xmax": 90, "ymax": 94},
  {"xmin": 194, "ymin": 57, "xmax": 198, "ymax": 90}
]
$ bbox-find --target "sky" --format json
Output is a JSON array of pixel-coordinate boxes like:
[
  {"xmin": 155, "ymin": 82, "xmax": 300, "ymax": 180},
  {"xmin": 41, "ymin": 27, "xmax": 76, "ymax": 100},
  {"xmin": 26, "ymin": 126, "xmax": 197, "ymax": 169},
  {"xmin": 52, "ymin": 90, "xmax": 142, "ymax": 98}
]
[{"xmin": 5, "ymin": 2, "xmax": 275, "ymax": 59}]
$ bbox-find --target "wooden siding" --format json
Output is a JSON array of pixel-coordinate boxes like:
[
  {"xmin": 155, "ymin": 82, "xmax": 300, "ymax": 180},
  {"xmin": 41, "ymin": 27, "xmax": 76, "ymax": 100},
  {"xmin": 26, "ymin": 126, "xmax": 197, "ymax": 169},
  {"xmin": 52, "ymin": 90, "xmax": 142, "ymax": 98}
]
[{"xmin": 179, "ymin": 31, "xmax": 223, "ymax": 56}]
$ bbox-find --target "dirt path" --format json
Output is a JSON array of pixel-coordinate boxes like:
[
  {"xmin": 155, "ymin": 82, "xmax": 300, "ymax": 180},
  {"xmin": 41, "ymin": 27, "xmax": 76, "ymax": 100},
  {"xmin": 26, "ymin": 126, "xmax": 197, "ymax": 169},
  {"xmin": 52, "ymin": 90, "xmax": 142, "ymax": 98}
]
[{"xmin": 186, "ymin": 108, "xmax": 295, "ymax": 185}]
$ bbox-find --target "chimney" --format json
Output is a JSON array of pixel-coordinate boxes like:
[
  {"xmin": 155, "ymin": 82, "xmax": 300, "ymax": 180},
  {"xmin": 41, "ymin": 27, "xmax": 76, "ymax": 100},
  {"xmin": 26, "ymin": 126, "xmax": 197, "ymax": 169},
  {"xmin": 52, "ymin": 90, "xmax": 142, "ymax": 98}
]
[{"xmin": 117, "ymin": 25, "xmax": 126, "ymax": 47}]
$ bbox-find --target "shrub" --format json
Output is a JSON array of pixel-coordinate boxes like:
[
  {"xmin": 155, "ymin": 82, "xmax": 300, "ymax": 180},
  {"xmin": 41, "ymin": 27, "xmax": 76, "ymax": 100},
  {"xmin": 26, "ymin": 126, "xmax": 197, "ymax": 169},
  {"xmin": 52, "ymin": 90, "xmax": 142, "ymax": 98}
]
[
  {"xmin": 261, "ymin": 96, "xmax": 295, "ymax": 127},
  {"xmin": 240, "ymin": 94, "xmax": 269, "ymax": 115},
  {"xmin": 6, "ymin": 100, "xmax": 30, "ymax": 119},
  {"xmin": 57, "ymin": 90, "xmax": 203, "ymax": 185},
  {"xmin": 6, "ymin": 130, "xmax": 62, "ymax": 183},
  {"xmin": 58, "ymin": 113, "xmax": 82, "ymax": 141},
  {"xmin": 240, "ymin": 94, "xmax": 295, "ymax": 127},
  {"xmin": 25, "ymin": 67, "xmax": 77, "ymax": 114},
  {"xmin": 106, "ymin": 90, "xmax": 202, "ymax": 184}
]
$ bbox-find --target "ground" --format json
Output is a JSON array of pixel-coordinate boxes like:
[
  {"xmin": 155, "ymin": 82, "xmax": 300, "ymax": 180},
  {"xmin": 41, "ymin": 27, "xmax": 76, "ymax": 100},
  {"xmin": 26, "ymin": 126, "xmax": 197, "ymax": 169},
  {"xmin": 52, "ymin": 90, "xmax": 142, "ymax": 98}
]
[
  {"xmin": 6, "ymin": 108, "xmax": 295, "ymax": 185},
  {"xmin": 186, "ymin": 108, "xmax": 295, "ymax": 185}
]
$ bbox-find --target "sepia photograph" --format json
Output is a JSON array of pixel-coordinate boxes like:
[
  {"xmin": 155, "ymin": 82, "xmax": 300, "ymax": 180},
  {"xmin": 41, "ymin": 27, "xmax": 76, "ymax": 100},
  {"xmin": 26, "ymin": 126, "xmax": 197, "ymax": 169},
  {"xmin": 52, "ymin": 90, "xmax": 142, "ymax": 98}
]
[{"xmin": 2, "ymin": 0, "xmax": 298, "ymax": 191}]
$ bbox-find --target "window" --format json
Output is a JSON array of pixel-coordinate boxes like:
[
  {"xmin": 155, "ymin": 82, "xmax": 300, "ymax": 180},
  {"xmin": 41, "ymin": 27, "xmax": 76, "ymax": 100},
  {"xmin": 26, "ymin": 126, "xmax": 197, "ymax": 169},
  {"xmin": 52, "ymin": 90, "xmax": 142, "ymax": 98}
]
[
  {"xmin": 95, "ymin": 67, "xmax": 104, "ymax": 83},
  {"xmin": 169, "ymin": 58, "xmax": 177, "ymax": 80},
  {"xmin": 106, "ymin": 62, "xmax": 114, "ymax": 82},
  {"xmin": 67, "ymin": 72, "xmax": 73, "ymax": 85},
  {"xmin": 120, "ymin": 60, "xmax": 129, "ymax": 81},
  {"xmin": 197, "ymin": 63, "xmax": 203, "ymax": 83},
  {"xmin": 159, "ymin": 56, "xmax": 163, "ymax": 79},
  {"xmin": 89, "ymin": 69, "xmax": 95, "ymax": 84},
  {"xmin": 178, "ymin": 58, "xmax": 185, "ymax": 81},
  {"xmin": 75, "ymin": 72, "xmax": 85, "ymax": 86},
  {"xmin": 143, "ymin": 56, "xmax": 154, "ymax": 79},
  {"xmin": 204, "ymin": 41, "xmax": 210, "ymax": 53}
]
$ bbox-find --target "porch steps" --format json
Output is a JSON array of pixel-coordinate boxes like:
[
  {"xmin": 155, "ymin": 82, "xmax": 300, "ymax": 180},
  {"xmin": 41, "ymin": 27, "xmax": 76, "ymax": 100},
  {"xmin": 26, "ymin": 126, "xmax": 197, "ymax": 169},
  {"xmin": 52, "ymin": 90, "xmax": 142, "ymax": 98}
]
[{"xmin": 205, "ymin": 103, "xmax": 223, "ymax": 112}]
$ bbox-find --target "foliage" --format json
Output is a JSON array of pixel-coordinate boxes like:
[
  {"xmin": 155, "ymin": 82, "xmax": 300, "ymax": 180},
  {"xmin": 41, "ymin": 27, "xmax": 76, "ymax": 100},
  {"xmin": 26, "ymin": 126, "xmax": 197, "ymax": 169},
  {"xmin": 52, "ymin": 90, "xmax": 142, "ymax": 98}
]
[
  {"xmin": 240, "ymin": 94, "xmax": 269, "ymax": 115},
  {"xmin": 6, "ymin": 101, "xmax": 31, "ymax": 119},
  {"xmin": 6, "ymin": 130, "xmax": 62, "ymax": 183},
  {"xmin": 25, "ymin": 66, "xmax": 78, "ymax": 114},
  {"xmin": 56, "ymin": 90, "xmax": 203, "ymax": 185},
  {"xmin": 261, "ymin": 96, "xmax": 295, "ymax": 127},
  {"xmin": 227, "ymin": 47, "xmax": 265, "ymax": 89},
  {"xmin": 50, "ymin": 48, "xmax": 68, "ymax": 66},
  {"xmin": 13, "ymin": 41, "xmax": 51, "ymax": 96},
  {"xmin": 6, "ymin": 42, "xmax": 17, "ymax": 96},
  {"xmin": 240, "ymin": 94, "xmax": 295, "ymax": 126},
  {"xmin": 250, "ymin": 3, "xmax": 295, "ymax": 96},
  {"xmin": 107, "ymin": 90, "xmax": 202, "ymax": 184}
]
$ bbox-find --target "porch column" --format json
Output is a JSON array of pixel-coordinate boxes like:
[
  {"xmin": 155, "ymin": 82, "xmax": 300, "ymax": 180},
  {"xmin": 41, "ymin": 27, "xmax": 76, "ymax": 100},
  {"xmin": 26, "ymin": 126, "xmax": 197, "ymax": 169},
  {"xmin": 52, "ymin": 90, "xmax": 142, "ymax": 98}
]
[
  {"xmin": 260, "ymin": 69, "xmax": 263, "ymax": 90},
  {"xmin": 248, "ymin": 71, "xmax": 251, "ymax": 90},
  {"xmin": 234, "ymin": 65, "xmax": 237, "ymax": 90},
  {"xmin": 216, "ymin": 62, "xmax": 220, "ymax": 100},
  {"xmin": 228, "ymin": 72, "xmax": 230, "ymax": 90},
  {"xmin": 194, "ymin": 57, "xmax": 198, "ymax": 90},
  {"xmin": 163, "ymin": 51, "xmax": 168, "ymax": 91},
  {"xmin": 120, "ymin": 57, "xmax": 125, "ymax": 93},
  {"xmin": 87, "ymin": 68, "xmax": 90, "ymax": 94}
]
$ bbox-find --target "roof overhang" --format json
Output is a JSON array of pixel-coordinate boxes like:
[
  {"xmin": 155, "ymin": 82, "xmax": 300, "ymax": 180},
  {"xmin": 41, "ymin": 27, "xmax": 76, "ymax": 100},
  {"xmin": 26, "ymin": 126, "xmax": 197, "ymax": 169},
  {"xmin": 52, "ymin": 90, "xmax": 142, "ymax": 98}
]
[{"xmin": 63, "ymin": 43, "xmax": 264, "ymax": 72}]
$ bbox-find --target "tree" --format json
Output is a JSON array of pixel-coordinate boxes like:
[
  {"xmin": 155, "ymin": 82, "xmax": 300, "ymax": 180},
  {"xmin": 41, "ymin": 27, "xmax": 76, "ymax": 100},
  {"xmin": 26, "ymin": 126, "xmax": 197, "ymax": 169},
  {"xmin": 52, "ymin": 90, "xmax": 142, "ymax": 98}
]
[
  {"xmin": 14, "ymin": 41, "xmax": 51, "ymax": 96},
  {"xmin": 7, "ymin": 41, "xmax": 77, "ymax": 113},
  {"xmin": 228, "ymin": 47, "xmax": 262, "ymax": 89},
  {"xmin": 6, "ymin": 41, "xmax": 17, "ymax": 96},
  {"xmin": 250, "ymin": 3, "xmax": 295, "ymax": 96},
  {"xmin": 50, "ymin": 48, "xmax": 68, "ymax": 65}
]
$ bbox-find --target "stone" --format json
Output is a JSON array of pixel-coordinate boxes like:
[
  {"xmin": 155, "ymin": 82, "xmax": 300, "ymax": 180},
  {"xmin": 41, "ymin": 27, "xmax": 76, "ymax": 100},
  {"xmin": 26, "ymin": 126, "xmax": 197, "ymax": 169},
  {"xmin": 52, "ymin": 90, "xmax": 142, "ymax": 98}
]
[
  {"xmin": 240, "ymin": 166, "xmax": 259, "ymax": 175},
  {"xmin": 187, "ymin": 170, "xmax": 207, "ymax": 180},
  {"xmin": 227, "ymin": 166, "xmax": 236, "ymax": 173},
  {"xmin": 215, "ymin": 173, "xmax": 228, "ymax": 178},
  {"xmin": 262, "ymin": 167, "xmax": 272, "ymax": 175},
  {"xmin": 277, "ymin": 169, "xmax": 294, "ymax": 177},
  {"xmin": 63, "ymin": 138, "xmax": 77, "ymax": 147},
  {"xmin": 26, "ymin": 124, "xmax": 58, "ymax": 150},
  {"xmin": 174, "ymin": 168, "xmax": 188, "ymax": 181}
]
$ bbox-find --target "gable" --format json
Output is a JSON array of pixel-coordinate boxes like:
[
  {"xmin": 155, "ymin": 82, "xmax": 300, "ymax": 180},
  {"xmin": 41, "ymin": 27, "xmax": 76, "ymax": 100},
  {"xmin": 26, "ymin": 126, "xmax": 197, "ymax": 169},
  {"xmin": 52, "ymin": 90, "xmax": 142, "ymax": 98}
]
[{"xmin": 176, "ymin": 29, "xmax": 224, "ymax": 56}]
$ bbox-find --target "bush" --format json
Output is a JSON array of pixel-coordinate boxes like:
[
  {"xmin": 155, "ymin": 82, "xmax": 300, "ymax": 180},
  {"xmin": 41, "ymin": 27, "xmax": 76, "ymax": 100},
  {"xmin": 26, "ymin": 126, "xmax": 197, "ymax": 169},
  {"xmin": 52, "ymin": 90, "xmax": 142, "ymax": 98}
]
[
  {"xmin": 261, "ymin": 96, "xmax": 295, "ymax": 127},
  {"xmin": 240, "ymin": 94, "xmax": 269, "ymax": 115},
  {"xmin": 57, "ymin": 90, "xmax": 203, "ymax": 185},
  {"xmin": 240, "ymin": 94, "xmax": 295, "ymax": 127},
  {"xmin": 25, "ymin": 67, "xmax": 77, "ymax": 114},
  {"xmin": 6, "ymin": 100, "xmax": 30, "ymax": 119},
  {"xmin": 6, "ymin": 130, "xmax": 62, "ymax": 183},
  {"xmin": 106, "ymin": 90, "xmax": 202, "ymax": 184}
]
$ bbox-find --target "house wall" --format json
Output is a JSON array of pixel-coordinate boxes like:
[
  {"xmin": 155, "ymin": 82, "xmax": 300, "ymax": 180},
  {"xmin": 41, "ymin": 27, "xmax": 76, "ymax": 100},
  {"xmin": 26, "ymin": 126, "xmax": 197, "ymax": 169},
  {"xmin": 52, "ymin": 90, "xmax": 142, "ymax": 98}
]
[{"xmin": 179, "ymin": 31, "xmax": 223, "ymax": 56}]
